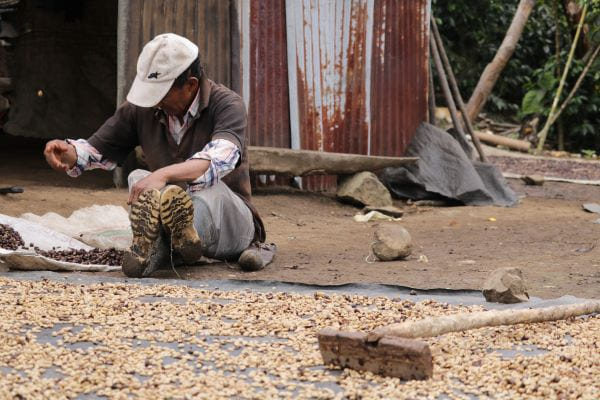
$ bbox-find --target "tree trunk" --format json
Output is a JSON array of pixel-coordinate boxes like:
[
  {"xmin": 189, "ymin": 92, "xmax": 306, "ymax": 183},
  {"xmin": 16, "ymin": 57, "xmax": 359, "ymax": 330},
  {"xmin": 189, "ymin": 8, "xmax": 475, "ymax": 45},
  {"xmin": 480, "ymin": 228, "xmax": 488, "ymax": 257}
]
[
  {"xmin": 465, "ymin": 0, "xmax": 536, "ymax": 122},
  {"xmin": 562, "ymin": 0, "xmax": 590, "ymax": 58},
  {"xmin": 248, "ymin": 146, "xmax": 417, "ymax": 176}
]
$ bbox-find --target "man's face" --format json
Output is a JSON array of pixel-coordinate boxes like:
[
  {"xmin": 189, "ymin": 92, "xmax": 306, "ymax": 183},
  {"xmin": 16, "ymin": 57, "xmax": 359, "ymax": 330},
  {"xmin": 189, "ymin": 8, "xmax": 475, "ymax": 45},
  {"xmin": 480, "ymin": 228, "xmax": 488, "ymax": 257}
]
[{"xmin": 156, "ymin": 77, "xmax": 199, "ymax": 117}]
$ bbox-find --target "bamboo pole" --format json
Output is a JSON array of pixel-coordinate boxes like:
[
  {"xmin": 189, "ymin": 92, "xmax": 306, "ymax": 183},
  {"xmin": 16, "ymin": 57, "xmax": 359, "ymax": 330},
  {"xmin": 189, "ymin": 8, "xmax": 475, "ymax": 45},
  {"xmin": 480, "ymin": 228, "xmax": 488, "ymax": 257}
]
[
  {"xmin": 546, "ymin": 43, "xmax": 600, "ymax": 131},
  {"xmin": 367, "ymin": 301, "xmax": 600, "ymax": 342},
  {"xmin": 429, "ymin": 35, "xmax": 473, "ymax": 158},
  {"xmin": 536, "ymin": 3, "xmax": 588, "ymax": 154},
  {"xmin": 431, "ymin": 17, "xmax": 487, "ymax": 163}
]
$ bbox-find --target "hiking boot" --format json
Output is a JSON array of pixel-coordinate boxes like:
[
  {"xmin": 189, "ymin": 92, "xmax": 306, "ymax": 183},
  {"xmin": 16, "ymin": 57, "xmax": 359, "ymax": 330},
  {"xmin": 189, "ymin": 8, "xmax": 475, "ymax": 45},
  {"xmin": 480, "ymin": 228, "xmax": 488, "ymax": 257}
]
[
  {"xmin": 122, "ymin": 189, "xmax": 162, "ymax": 278},
  {"xmin": 160, "ymin": 185, "xmax": 203, "ymax": 264},
  {"xmin": 238, "ymin": 242, "xmax": 277, "ymax": 272}
]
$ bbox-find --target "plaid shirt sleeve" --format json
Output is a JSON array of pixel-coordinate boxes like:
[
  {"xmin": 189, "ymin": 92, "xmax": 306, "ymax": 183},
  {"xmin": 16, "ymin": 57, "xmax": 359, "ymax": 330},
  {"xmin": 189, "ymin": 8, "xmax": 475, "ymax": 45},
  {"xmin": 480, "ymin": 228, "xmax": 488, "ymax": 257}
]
[
  {"xmin": 187, "ymin": 139, "xmax": 241, "ymax": 191},
  {"xmin": 65, "ymin": 139, "xmax": 117, "ymax": 177}
]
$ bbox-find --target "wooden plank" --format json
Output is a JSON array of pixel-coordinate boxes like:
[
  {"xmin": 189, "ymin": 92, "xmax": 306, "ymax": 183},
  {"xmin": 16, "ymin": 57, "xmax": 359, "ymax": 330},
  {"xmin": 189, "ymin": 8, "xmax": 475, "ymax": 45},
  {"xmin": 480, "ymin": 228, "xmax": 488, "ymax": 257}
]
[{"xmin": 248, "ymin": 146, "xmax": 417, "ymax": 176}]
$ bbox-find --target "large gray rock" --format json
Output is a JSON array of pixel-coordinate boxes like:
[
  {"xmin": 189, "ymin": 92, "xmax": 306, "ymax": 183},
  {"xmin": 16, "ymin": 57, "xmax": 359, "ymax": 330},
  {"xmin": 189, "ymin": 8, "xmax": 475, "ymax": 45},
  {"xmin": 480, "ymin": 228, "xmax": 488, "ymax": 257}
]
[
  {"xmin": 372, "ymin": 225, "xmax": 413, "ymax": 261},
  {"xmin": 482, "ymin": 267, "xmax": 529, "ymax": 304},
  {"xmin": 337, "ymin": 172, "xmax": 393, "ymax": 207}
]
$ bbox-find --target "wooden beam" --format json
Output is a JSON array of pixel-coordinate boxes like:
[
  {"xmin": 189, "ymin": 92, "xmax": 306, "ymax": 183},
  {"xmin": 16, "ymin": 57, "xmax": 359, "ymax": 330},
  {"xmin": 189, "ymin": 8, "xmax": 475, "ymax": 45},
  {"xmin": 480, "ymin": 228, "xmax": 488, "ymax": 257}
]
[
  {"xmin": 248, "ymin": 146, "xmax": 417, "ymax": 176},
  {"xmin": 473, "ymin": 131, "xmax": 531, "ymax": 152}
]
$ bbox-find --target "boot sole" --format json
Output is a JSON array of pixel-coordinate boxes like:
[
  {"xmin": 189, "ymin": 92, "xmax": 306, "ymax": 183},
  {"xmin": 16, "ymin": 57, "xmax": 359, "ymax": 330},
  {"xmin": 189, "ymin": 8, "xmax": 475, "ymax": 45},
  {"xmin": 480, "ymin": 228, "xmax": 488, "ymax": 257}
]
[
  {"xmin": 160, "ymin": 185, "xmax": 203, "ymax": 264},
  {"xmin": 125, "ymin": 189, "xmax": 161, "ymax": 277}
]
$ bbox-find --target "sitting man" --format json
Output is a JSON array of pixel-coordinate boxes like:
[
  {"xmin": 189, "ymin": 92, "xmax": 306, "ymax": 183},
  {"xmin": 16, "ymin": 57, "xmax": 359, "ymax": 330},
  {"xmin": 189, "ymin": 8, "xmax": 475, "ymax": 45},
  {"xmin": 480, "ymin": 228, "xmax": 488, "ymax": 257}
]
[{"xmin": 43, "ymin": 33, "xmax": 275, "ymax": 277}]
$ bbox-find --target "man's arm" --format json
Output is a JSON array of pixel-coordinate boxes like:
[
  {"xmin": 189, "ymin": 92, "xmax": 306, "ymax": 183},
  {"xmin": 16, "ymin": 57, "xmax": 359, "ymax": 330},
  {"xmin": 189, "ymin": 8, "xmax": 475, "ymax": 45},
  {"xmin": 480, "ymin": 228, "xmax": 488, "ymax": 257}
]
[
  {"xmin": 127, "ymin": 158, "xmax": 210, "ymax": 205},
  {"xmin": 44, "ymin": 102, "xmax": 137, "ymax": 174},
  {"xmin": 43, "ymin": 139, "xmax": 117, "ymax": 175},
  {"xmin": 127, "ymin": 139, "xmax": 240, "ymax": 204}
]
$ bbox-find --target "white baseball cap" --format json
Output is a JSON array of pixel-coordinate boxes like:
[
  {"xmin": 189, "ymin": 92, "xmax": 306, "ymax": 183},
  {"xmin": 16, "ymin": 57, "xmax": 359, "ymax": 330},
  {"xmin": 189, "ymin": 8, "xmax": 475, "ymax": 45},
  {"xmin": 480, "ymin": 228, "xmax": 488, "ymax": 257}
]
[{"xmin": 126, "ymin": 33, "xmax": 199, "ymax": 107}]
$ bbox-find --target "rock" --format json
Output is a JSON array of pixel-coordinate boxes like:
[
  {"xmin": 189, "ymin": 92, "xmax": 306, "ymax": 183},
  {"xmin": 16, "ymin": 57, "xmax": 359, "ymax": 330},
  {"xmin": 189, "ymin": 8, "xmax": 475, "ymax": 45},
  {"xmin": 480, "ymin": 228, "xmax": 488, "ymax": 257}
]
[
  {"xmin": 362, "ymin": 205, "xmax": 404, "ymax": 218},
  {"xmin": 482, "ymin": 267, "xmax": 529, "ymax": 304},
  {"xmin": 521, "ymin": 175, "xmax": 544, "ymax": 186},
  {"xmin": 337, "ymin": 172, "xmax": 393, "ymax": 207},
  {"xmin": 372, "ymin": 225, "xmax": 412, "ymax": 261},
  {"xmin": 582, "ymin": 203, "xmax": 600, "ymax": 214}
]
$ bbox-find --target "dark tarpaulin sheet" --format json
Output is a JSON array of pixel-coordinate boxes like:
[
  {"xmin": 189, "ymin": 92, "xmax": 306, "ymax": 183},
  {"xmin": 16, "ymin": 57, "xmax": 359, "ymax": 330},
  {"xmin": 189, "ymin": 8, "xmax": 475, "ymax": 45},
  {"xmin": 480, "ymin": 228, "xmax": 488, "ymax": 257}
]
[{"xmin": 381, "ymin": 123, "xmax": 518, "ymax": 207}]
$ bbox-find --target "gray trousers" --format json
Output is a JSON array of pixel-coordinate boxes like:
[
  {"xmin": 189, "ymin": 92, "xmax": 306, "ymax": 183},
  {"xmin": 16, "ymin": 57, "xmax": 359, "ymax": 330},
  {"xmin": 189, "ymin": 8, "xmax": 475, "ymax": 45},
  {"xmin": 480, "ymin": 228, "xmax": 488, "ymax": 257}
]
[{"xmin": 128, "ymin": 169, "xmax": 255, "ymax": 260}]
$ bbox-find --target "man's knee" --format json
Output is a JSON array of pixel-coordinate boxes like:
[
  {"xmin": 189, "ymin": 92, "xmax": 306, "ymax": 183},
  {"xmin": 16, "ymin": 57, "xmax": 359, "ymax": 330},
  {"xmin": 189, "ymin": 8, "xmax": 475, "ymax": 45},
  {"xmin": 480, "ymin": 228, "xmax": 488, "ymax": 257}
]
[{"xmin": 127, "ymin": 169, "xmax": 151, "ymax": 190}]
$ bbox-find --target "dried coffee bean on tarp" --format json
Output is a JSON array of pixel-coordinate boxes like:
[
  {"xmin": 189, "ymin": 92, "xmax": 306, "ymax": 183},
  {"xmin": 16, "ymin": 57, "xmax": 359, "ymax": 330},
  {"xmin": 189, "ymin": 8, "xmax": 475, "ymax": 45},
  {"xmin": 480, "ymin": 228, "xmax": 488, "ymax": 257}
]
[
  {"xmin": 38, "ymin": 248, "xmax": 124, "ymax": 266},
  {"xmin": 0, "ymin": 223, "xmax": 25, "ymax": 250}
]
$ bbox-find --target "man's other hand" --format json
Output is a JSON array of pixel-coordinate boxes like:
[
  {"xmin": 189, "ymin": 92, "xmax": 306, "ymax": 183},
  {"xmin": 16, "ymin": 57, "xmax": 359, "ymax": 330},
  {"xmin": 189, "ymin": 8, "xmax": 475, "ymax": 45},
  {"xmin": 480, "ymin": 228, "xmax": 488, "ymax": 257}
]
[
  {"xmin": 128, "ymin": 172, "xmax": 167, "ymax": 205},
  {"xmin": 44, "ymin": 140, "xmax": 77, "ymax": 171}
]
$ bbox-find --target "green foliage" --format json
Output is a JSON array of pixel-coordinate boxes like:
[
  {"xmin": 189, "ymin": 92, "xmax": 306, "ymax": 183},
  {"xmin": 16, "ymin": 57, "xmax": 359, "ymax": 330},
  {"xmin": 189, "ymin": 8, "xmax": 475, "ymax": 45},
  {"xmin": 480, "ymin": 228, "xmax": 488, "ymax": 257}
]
[
  {"xmin": 433, "ymin": 0, "xmax": 600, "ymax": 151},
  {"xmin": 433, "ymin": 0, "xmax": 559, "ymax": 115},
  {"xmin": 581, "ymin": 148, "xmax": 597, "ymax": 158}
]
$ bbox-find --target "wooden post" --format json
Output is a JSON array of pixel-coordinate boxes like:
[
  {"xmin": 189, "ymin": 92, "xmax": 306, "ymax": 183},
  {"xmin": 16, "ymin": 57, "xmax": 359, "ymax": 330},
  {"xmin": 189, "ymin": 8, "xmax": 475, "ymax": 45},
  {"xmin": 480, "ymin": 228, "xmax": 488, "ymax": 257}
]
[
  {"xmin": 428, "ymin": 62, "xmax": 436, "ymax": 126},
  {"xmin": 113, "ymin": 0, "xmax": 131, "ymax": 189},
  {"xmin": 431, "ymin": 17, "xmax": 487, "ymax": 163},
  {"xmin": 429, "ymin": 35, "xmax": 472, "ymax": 158}
]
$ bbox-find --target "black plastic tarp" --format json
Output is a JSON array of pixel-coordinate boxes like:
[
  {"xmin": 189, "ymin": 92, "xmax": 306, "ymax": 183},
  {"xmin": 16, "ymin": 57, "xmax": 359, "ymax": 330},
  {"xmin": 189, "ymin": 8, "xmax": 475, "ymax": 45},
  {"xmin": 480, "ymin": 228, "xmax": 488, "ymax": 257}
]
[{"xmin": 382, "ymin": 122, "xmax": 518, "ymax": 207}]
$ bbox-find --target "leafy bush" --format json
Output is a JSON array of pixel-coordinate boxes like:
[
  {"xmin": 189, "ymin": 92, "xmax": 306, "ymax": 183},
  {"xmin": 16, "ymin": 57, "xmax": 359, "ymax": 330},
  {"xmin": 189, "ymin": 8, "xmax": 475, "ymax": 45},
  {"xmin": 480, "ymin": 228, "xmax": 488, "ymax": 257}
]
[{"xmin": 433, "ymin": 0, "xmax": 600, "ymax": 151}]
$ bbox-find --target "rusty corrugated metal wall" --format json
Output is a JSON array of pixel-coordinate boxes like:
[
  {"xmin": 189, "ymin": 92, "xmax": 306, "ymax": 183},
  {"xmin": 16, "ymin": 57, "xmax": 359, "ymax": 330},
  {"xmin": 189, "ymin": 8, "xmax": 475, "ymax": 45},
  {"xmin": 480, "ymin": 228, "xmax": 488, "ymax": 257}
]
[
  {"xmin": 370, "ymin": 0, "xmax": 430, "ymax": 157},
  {"xmin": 286, "ymin": 0, "xmax": 372, "ymax": 155},
  {"xmin": 247, "ymin": 0, "xmax": 290, "ymax": 149},
  {"xmin": 245, "ymin": 0, "xmax": 291, "ymax": 187},
  {"xmin": 285, "ymin": 0, "xmax": 429, "ymax": 157},
  {"xmin": 281, "ymin": 0, "xmax": 429, "ymax": 190},
  {"xmin": 120, "ymin": 0, "xmax": 231, "ymax": 101}
]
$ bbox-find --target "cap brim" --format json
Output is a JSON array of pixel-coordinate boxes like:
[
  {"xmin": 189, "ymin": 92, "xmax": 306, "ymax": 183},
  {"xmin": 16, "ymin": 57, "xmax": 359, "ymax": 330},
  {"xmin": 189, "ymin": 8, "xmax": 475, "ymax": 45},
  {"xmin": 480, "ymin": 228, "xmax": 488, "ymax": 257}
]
[{"xmin": 126, "ymin": 76, "xmax": 173, "ymax": 108}]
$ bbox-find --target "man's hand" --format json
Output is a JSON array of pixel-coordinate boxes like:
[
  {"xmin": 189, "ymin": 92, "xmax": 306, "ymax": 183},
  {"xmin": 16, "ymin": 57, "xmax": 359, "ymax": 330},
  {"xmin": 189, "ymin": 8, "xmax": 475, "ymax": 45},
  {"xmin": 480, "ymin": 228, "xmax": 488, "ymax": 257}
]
[
  {"xmin": 128, "ymin": 171, "xmax": 168, "ymax": 205},
  {"xmin": 44, "ymin": 140, "xmax": 77, "ymax": 171}
]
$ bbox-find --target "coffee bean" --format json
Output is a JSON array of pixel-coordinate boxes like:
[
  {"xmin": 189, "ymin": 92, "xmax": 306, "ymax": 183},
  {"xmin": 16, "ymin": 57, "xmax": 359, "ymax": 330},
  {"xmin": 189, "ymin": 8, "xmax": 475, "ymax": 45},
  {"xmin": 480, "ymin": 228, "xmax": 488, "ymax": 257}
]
[
  {"xmin": 38, "ymin": 248, "xmax": 124, "ymax": 266},
  {"xmin": 1, "ymin": 224, "xmax": 123, "ymax": 265},
  {"xmin": 0, "ymin": 224, "xmax": 25, "ymax": 250}
]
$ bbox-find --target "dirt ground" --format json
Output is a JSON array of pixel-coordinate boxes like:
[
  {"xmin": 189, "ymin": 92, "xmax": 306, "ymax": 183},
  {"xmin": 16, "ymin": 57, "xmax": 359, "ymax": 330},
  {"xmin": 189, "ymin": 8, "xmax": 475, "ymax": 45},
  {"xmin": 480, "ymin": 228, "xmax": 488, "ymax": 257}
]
[{"xmin": 1, "ymin": 135, "xmax": 599, "ymax": 299}]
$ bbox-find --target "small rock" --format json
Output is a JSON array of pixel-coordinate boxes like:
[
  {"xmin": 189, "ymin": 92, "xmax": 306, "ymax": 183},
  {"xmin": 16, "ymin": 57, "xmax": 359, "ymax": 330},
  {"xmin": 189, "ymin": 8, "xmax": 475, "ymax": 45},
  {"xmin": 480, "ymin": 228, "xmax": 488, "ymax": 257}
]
[
  {"xmin": 362, "ymin": 205, "xmax": 404, "ymax": 218},
  {"xmin": 582, "ymin": 203, "xmax": 600, "ymax": 214},
  {"xmin": 337, "ymin": 172, "xmax": 393, "ymax": 207},
  {"xmin": 372, "ymin": 225, "xmax": 412, "ymax": 261},
  {"xmin": 409, "ymin": 290, "xmax": 417, "ymax": 296},
  {"xmin": 521, "ymin": 175, "xmax": 544, "ymax": 186},
  {"xmin": 482, "ymin": 267, "xmax": 529, "ymax": 304}
]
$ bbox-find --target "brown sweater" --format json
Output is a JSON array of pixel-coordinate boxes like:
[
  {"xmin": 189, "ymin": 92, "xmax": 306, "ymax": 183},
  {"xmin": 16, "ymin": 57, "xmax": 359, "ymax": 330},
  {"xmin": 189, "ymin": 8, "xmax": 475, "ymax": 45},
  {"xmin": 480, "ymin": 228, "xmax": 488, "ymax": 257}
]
[{"xmin": 88, "ymin": 77, "xmax": 265, "ymax": 242}]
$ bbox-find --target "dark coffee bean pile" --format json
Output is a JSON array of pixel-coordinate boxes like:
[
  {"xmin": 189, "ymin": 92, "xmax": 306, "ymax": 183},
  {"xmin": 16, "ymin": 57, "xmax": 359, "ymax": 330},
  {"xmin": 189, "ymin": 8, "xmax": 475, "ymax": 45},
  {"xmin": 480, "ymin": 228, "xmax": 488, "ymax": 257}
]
[
  {"xmin": 1, "ymin": 223, "xmax": 123, "ymax": 265},
  {"xmin": 38, "ymin": 248, "xmax": 124, "ymax": 266},
  {"xmin": 0, "ymin": 224, "xmax": 25, "ymax": 250}
]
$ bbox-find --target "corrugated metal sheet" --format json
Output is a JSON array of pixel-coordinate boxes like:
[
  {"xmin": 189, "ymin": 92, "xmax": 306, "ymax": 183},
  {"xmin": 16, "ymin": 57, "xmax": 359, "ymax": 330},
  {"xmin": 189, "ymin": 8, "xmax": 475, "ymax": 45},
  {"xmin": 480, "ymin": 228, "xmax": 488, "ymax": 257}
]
[
  {"xmin": 370, "ymin": 0, "xmax": 430, "ymax": 157},
  {"xmin": 286, "ymin": 0, "xmax": 372, "ymax": 155},
  {"xmin": 247, "ymin": 0, "xmax": 290, "ymax": 149},
  {"xmin": 121, "ymin": 0, "xmax": 231, "ymax": 97},
  {"xmin": 283, "ymin": 0, "xmax": 429, "ymax": 190},
  {"xmin": 245, "ymin": 0, "xmax": 291, "ymax": 187}
]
